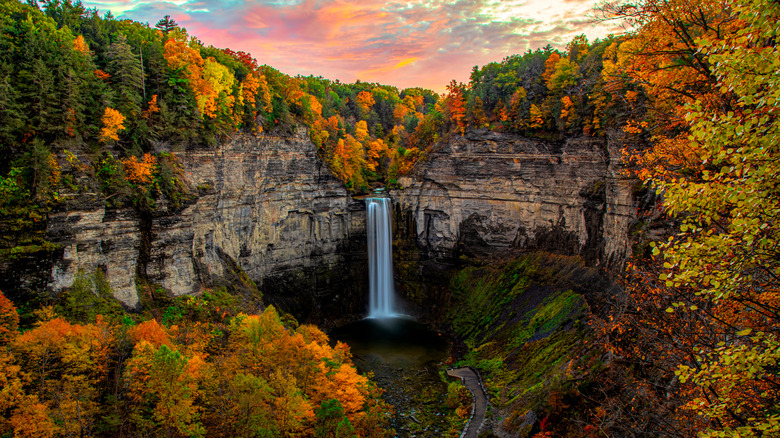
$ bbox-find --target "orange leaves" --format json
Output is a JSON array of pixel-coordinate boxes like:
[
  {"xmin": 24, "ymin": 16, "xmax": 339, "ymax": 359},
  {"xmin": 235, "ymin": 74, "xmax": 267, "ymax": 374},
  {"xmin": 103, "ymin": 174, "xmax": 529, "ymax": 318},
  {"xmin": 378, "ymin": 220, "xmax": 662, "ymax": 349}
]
[
  {"xmin": 366, "ymin": 138, "xmax": 389, "ymax": 173},
  {"xmin": 94, "ymin": 69, "xmax": 110, "ymax": 81},
  {"xmin": 393, "ymin": 103, "xmax": 410, "ymax": 122},
  {"xmin": 356, "ymin": 90, "xmax": 375, "ymax": 113},
  {"xmin": 99, "ymin": 107, "xmax": 125, "ymax": 143},
  {"xmin": 5, "ymin": 391, "xmax": 56, "ymax": 438},
  {"xmin": 0, "ymin": 295, "xmax": 391, "ymax": 437},
  {"xmin": 127, "ymin": 318, "xmax": 170, "ymax": 347},
  {"xmin": 257, "ymin": 73, "xmax": 272, "ymax": 113},
  {"xmin": 163, "ymin": 38, "xmax": 203, "ymax": 74},
  {"xmin": 143, "ymin": 94, "xmax": 160, "ymax": 120},
  {"xmin": 240, "ymin": 72, "xmax": 260, "ymax": 112},
  {"xmin": 328, "ymin": 363, "xmax": 367, "ymax": 414},
  {"xmin": 164, "ymin": 39, "xmax": 238, "ymax": 119},
  {"xmin": 120, "ymin": 153, "xmax": 157, "ymax": 185},
  {"xmin": 446, "ymin": 80, "xmax": 466, "ymax": 135},
  {"xmin": 0, "ymin": 289, "xmax": 18, "ymax": 345},
  {"xmin": 542, "ymin": 52, "xmax": 561, "ymax": 84},
  {"xmin": 125, "ymin": 341, "xmax": 206, "ymax": 438},
  {"xmin": 560, "ymin": 95, "xmax": 575, "ymax": 127},
  {"xmin": 73, "ymin": 35, "xmax": 89, "ymax": 55}
]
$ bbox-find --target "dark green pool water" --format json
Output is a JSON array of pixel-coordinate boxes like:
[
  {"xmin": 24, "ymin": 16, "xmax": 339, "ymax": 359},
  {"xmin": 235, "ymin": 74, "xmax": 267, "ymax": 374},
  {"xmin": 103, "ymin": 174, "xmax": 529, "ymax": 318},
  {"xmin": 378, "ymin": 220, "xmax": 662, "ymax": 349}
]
[{"xmin": 330, "ymin": 317, "xmax": 456, "ymax": 437}]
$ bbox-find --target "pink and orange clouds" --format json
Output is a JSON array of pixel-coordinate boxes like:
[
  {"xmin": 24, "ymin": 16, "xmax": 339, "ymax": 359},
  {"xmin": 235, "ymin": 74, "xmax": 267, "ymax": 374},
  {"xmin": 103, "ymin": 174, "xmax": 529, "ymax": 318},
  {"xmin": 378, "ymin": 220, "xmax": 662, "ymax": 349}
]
[{"xmin": 82, "ymin": 0, "xmax": 622, "ymax": 92}]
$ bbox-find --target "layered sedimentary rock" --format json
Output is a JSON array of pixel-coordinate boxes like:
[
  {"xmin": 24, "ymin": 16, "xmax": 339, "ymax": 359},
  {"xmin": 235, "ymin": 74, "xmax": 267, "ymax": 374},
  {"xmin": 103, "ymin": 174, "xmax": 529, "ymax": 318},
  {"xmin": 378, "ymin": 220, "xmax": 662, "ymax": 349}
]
[
  {"xmin": 47, "ymin": 129, "xmax": 368, "ymax": 317},
  {"xmin": 36, "ymin": 127, "xmax": 636, "ymax": 322},
  {"xmin": 392, "ymin": 129, "xmax": 635, "ymax": 267}
]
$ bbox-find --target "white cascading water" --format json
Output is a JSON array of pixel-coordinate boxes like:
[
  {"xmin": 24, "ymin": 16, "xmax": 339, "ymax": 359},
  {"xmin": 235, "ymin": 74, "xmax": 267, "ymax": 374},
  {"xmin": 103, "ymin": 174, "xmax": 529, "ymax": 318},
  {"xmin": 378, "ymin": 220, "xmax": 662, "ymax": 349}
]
[{"xmin": 366, "ymin": 197, "xmax": 395, "ymax": 318}]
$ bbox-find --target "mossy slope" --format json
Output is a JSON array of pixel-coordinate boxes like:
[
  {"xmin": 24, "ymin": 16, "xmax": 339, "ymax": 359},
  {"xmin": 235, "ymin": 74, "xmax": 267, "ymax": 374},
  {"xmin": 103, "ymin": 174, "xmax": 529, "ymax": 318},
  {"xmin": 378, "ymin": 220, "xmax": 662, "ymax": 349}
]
[{"xmin": 445, "ymin": 252, "xmax": 610, "ymax": 437}]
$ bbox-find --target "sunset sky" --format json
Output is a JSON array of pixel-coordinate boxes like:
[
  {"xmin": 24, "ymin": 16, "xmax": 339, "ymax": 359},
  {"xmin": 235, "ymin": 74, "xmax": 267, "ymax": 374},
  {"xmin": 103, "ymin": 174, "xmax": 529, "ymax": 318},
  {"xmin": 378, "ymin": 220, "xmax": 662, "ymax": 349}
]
[{"xmin": 81, "ymin": 0, "xmax": 624, "ymax": 93}]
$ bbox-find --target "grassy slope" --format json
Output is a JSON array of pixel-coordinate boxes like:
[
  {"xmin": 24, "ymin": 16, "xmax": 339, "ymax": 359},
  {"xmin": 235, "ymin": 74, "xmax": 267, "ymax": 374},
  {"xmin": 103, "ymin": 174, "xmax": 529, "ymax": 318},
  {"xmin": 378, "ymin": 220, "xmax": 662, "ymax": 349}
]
[{"xmin": 444, "ymin": 252, "xmax": 611, "ymax": 437}]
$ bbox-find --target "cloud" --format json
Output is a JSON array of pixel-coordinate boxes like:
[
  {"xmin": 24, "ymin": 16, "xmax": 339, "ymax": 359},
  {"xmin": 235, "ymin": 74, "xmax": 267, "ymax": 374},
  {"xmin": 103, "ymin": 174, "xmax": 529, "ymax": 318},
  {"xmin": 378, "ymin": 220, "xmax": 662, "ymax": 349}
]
[{"xmin": 86, "ymin": 0, "xmax": 619, "ymax": 92}]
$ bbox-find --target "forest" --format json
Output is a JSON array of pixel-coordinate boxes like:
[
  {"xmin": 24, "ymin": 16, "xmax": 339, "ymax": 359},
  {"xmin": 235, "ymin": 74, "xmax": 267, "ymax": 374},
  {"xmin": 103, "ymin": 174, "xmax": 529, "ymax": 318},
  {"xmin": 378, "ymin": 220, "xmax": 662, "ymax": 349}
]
[{"xmin": 0, "ymin": 0, "xmax": 779, "ymax": 436}]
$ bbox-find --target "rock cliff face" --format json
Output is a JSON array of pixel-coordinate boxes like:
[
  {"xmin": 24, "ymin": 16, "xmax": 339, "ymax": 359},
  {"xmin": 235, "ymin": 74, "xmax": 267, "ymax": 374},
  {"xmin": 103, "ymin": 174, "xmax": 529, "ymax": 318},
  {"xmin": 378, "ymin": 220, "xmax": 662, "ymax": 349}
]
[
  {"xmin": 390, "ymin": 130, "xmax": 636, "ymax": 314},
  {"xmin": 21, "ymin": 128, "xmax": 635, "ymax": 323},
  {"xmin": 46, "ymin": 129, "xmax": 369, "ymax": 320}
]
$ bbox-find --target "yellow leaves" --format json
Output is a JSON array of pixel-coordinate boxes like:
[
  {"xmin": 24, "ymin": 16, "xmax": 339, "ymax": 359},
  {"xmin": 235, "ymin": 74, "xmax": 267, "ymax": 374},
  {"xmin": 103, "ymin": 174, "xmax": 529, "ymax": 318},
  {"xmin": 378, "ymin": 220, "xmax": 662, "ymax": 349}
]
[
  {"xmin": 73, "ymin": 35, "xmax": 89, "ymax": 55},
  {"xmin": 200, "ymin": 57, "xmax": 236, "ymax": 118},
  {"xmin": 120, "ymin": 153, "xmax": 157, "ymax": 185},
  {"xmin": 125, "ymin": 341, "xmax": 207, "ymax": 438},
  {"xmin": 560, "ymin": 95, "xmax": 575, "ymax": 126},
  {"xmin": 99, "ymin": 107, "xmax": 125, "ymax": 143},
  {"xmin": 547, "ymin": 57, "xmax": 581, "ymax": 93},
  {"xmin": 354, "ymin": 120, "xmax": 369, "ymax": 143},
  {"xmin": 529, "ymin": 104, "xmax": 544, "ymax": 129},
  {"xmin": 164, "ymin": 40, "xmax": 237, "ymax": 119}
]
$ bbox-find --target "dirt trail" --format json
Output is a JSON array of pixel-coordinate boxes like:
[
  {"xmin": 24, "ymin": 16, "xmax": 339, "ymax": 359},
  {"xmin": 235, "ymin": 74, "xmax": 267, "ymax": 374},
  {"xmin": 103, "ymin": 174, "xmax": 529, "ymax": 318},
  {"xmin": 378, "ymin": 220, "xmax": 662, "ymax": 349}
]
[{"xmin": 447, "ymin": 367, "xmax": 488, "ymax": 438}]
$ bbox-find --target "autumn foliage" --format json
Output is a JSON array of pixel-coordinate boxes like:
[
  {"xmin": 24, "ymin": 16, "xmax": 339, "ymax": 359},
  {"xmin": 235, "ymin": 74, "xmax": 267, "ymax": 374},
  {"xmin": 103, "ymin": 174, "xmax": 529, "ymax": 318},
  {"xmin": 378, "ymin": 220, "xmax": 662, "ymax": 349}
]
[
  {"xmin": 590, "ymin": 0, "xmax": 780, "ymax": 437},
  {"xmin": 99, "ymin": 107, "xmax": 125, "ymax": 143},
  {"xmin": 0, "ymin": 290, "xmax": 392, "ymax": 437},
  {"xmin": 120, "ymin": 153, "xmax": 157, "ymax": 185}
]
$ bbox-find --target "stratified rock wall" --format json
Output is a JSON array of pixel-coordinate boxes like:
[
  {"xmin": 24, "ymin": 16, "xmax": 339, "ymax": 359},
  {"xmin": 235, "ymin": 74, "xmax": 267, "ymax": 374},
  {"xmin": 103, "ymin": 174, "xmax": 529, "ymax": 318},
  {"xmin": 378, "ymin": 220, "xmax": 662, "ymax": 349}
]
[
  {"xmin": 47, "ymin": 129, "xmax": 368, "ymax": 316},
  {"xmin": 392, "ymin": 129, "xmax": 635, "ymax": 267},
  {"xmin": 42, "ymin": 128, "xmax": 635, "ymax": 322}
]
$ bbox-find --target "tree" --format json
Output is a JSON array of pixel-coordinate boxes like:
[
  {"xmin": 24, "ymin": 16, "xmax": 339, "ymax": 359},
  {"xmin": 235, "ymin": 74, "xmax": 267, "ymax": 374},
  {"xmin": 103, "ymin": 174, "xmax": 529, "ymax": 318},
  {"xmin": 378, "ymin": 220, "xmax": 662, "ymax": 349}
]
[
  {"xmin": 546, "ymin": 57, "xmax": 580, "ymax": 94},
  {"xmin": 315, "ymin": 399, "xmax": 357, "ymax": 438},
  {"xmin": 125, "ymin": 342, "xmax": 206, "ymax": 438},
  {"xmin": 597, "ymin": 0, "xmax": 780, "ymax": 436},
  {"xmin": 73, "ymin": 34, "xmax": 89, "ymax": 54},
  {"xmin": 121, "ymin": 153, "xmax": 156, "ymax": 184},
  {"xmin": 99, "ymin": 107, "xmax": 125, "ymax": 142},
  {"xmin": 106, "ymin": 33, "xmax": 144, "ymax": 117},
  {"xmin": 0, "ymin": 289, "xmax": 18, "ymax": 345},
  {"xmin": 356, "ymin": 91, "xmax": 375, "ymax": 114},
  {"xmin": 445, "ymin": 80, "xmax": 466, "ymax": 135},
  {"xmin": 154, "ymin": 15, "xmax": 178, "ymax": 34}
]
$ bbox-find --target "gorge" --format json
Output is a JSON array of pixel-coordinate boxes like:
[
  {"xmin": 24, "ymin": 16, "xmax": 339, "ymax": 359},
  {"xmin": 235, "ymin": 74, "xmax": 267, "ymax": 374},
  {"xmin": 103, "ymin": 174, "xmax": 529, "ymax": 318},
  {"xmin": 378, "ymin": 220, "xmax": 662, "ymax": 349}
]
[
  {"xmin": 0, "ymin": 126, "xmax": 637, "ymax": 437},
  {"xmin": 1, "ymin": 1, "xmax": 775, "ymax": 436},
  {"xmin": 5, "ymin": 127, "xmax": 637, "ymax": 326}
]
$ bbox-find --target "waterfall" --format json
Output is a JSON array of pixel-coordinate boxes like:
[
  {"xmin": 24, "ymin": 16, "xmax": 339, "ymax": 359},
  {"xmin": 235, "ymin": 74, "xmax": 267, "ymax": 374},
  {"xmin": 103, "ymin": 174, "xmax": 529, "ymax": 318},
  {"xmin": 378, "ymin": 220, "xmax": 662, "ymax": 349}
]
[{"xmin": 366, "ymin": 197, "xmax": 395, "ymax": 318}]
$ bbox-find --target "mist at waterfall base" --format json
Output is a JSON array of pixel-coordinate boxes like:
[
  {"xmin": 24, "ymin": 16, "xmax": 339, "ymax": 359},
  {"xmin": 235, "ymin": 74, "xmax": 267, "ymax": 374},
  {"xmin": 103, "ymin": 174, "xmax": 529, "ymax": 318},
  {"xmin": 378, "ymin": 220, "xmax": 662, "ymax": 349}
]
[{"xmin": 329, "ymin": 197, "xmax": 454, "ymax": 436}]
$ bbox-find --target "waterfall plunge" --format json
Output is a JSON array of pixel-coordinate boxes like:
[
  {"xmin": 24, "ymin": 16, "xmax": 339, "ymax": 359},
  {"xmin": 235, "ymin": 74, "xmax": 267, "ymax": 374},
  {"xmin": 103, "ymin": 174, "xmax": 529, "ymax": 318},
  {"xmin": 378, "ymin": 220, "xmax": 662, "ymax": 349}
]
[{"xmin": 366, "ymin": 197, "xmax": 396, "ymax": 318}]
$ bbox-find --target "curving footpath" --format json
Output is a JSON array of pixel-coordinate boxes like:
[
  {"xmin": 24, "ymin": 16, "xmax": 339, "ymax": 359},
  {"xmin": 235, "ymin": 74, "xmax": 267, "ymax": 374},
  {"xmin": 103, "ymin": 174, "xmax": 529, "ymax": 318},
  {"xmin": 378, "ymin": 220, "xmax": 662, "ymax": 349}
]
[{"xmin": 447, "ymin": 367, "xmax": 488, "ymax": 438}]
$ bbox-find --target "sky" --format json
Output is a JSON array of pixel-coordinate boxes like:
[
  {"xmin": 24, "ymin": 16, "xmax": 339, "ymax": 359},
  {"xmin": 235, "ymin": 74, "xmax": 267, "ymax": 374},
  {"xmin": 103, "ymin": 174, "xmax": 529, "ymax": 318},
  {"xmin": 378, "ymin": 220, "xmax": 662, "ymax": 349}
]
[{"xmin": 81, "ymin": 0, "xmax": 624, "ymax": 93}]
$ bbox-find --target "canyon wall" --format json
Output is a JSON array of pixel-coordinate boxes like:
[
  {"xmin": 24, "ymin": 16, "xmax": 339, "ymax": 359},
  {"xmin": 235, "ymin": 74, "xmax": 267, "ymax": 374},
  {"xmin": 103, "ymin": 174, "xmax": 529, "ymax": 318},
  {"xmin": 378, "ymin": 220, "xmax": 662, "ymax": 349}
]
[
  {"xmin": 46, "ymin": 129, "xmax": 369, "ymax": 320},
  {"xmin": 390, "ymin": 130, "xmax": 636, "ymax": 314},
  {"xmin": 8, "ymin": 128, "xmax": 636, "ymax": 323}
]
